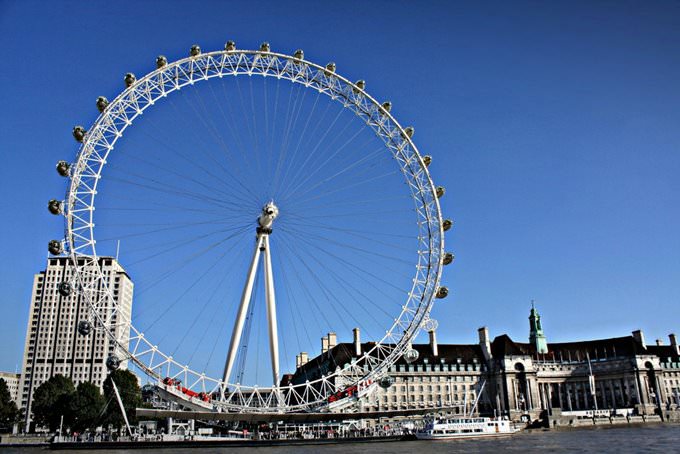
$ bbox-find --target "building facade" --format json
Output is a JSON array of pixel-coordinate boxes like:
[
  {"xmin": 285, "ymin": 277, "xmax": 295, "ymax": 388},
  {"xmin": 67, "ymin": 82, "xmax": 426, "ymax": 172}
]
[
  {"xmin": 18, "ymin": 257, "xmax": 133, "ymax": 427},
  {"xmin": 290, "ymin": 329, "xmax": 492, "ymax": 415},
  {"xmin": 0, "ymin": 371, "xmax": 21, "ymax": 406},
  {"xmin": 485, "ymin": 327, "xmax": 680, "ymax": 421},
  {"xmin": 291, "ymin": 306, "xmax": 680, "ymax": 422}
]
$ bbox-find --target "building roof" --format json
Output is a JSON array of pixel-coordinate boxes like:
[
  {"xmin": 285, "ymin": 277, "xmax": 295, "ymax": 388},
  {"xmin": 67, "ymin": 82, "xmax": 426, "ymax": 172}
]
[
  {"xmin": 289, "ymin": 340, "xmax": 486, "ymax": 385},
  {"xmin": 288, "ymin": 332, "xmax": 680, "ymax": 384},
  {"xmin": 491, "ymin": 333, "xmax": 679, "ymax": 362},
  {"xmin": 646, "ymin": 344, "xmax": 680, "ymax": 361},
  {"xmin": 398, "ymin": 343, "xmax": 484, "ymax": 365},
  {"xmin": 289, "ymin": 343, "xmax": 357, "ymax": 385},
  {"xmin": 546, "ymin": 336, "xmax": 646, "ymax": 360},
  {"xmin": 490, "ymin": 334, "xmax": 527, "ymax": 358}
]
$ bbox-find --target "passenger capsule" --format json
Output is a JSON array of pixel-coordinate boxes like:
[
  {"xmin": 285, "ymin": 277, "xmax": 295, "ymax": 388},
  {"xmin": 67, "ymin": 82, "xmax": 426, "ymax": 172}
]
[
  {"xmin": 260, "ymin": 42, "xmax": 270, "ymax": 53},
  {"xmin": 401, "ymin": 126, "xmax": 415, "ymax": 139},
  {"xmin": 58, "ymin": 282, "xmax": 72, "ymax": 297},
  {"xmin": 404, "ymin": 348, "xmax": 419, "ymax": 364},
  {"xmin": 422, "ymin": 155, "xmax": 432, "ymax": 167},
  {"xmin": 353, "ymin": 80, "xmax": 366, "ymax": 93},
  {"xmin": 56, "ymin": 161, "xmax": 70, "ymax": 177},
  {"xmin": 124, "ymin": 73, "xmax": 136, "ymax": 88},
  {"xmin": 190, "ymin": 44, "xmax": 201, "ymax": 57},
  {"xmin": 72, "ymin": 126, "xmax": 86, "ymax": 143},
  {"xmin": 48, "ymin": 199, "xmax": 62, "ymax": 215},
  {"xmin": 442, "ymin": 219, "xmax": 453, "ymax": 231},
  {"xmin": 96, "ymin": 96, "xmax": 109, "ymax": 113},
  {"xmin": 436, "ymin": 286, "xmax": 449, "ymax": 299},
  {"xmin": 379, "ymin": 375, "xmax": 395, "ymax": 389},
  {"xmin": 443, "ymin": 252, "xmax": 455, "ymax": 265},
  {"xmin": 48, "ymin": 240, "xmax": 63, "ymax": 255},
  {"xmin": 106, "ymin": 354, "xmax": 120, "ymax": 371},
  {"xmin": 78, "ymin": 320, "xmax": 92, "ymax": 336},
  {"xmin": 325, "ymin": 62, "xmax": 336, "ymax": 73},
  {"xmin": 294, "ymin": 49, "xmax": 304, "ymax": 59},
  {"xmin": 156, "ymin": 55, "xmax": 168, "ymax": 68},
  {"xmin": 225, "ymin": 40, "xmax": 236, "ymax": 51},
  {"xmin": 381, "ymin": 101, "xmax": 392, "ymax": 114},
  {"xmin": 436, "ymin": 186, "xmax": 445, "ymax": 198}
]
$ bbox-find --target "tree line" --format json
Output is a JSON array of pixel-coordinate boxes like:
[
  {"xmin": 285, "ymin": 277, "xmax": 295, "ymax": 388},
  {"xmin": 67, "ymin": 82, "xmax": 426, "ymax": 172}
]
[
  {"xmin": 16, "ymin": 370, "xmax": 142, "ymax": 433},
  {"xmin": 0, "ymin": 378, "xmax": 20, "ymax": 431}
]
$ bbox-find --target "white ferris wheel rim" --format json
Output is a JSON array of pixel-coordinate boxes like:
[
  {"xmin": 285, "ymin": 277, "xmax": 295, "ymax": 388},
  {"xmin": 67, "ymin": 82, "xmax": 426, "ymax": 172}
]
[{"xmin": 62, "ymin": 46, "xmax": 446, "ymax": 412}]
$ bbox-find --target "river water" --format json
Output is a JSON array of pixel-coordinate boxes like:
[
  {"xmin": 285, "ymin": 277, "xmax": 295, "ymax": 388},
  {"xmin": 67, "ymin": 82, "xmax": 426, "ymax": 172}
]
[{"xmin": 4, "ymin": 425, "xmax": 680, "ymax": 453}]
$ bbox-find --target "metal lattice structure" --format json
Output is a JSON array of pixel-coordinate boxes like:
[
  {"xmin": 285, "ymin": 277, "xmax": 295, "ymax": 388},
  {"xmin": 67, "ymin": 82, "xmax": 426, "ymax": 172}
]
[{"xmin": 52, "ymin": 44, "xmax": 449, "ymax": 413}]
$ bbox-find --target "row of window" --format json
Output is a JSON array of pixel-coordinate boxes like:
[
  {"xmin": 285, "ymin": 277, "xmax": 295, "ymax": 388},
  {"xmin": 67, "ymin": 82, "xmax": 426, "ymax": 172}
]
[
  {"xmin": 379, "ymin": 394, "xmax": 473, "ymax": 403},
  {"xmin": 391, "ymin": 363, "xmax": 483, "ymax": 373},
  {"xmin": 393, "ymin": 375, "xmax": 477, "ymax": 383}
]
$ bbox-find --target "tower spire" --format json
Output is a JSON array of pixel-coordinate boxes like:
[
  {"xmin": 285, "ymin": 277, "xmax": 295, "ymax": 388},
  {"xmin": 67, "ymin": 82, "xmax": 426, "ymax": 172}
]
[{"xmin": 529, "ymin": 301, "xmax": 548, "ymax": 354}]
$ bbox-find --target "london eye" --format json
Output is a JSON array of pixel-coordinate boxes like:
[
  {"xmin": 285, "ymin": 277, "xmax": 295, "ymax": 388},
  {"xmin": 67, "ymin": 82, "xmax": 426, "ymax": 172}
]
[{"xmin": 48, "ymin": 42, "xmax": 452, "ymax": 413}]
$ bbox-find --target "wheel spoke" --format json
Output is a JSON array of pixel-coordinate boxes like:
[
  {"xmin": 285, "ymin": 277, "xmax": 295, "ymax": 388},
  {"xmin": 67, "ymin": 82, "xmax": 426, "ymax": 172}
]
[{"xmin": 61, "ymin": 48, "xmax": 444, "ymax": 412}]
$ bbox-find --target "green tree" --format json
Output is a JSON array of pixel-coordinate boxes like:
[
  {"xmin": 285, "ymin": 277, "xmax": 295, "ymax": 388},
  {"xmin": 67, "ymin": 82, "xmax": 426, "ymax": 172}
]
[
  {"xmin": 31, "ymin": 375, "xmax": 75, "ymax": 431},
  {"xmin": 67, "ymin": 382, "xmax": 106, "ymax": 432},
  {"xmin": 0, "ymin": 378, "xmax": 19, "ymax": 431},
  {"xmin": 103, "ymin": 370, "xmax": 142, "ymax": 428}
]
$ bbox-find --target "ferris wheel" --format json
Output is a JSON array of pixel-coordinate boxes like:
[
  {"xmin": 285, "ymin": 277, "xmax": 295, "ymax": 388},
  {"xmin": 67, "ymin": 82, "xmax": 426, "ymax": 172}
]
[{"xmin": 47, "ymin": 41, "xmax": 453, "ymax": 413}]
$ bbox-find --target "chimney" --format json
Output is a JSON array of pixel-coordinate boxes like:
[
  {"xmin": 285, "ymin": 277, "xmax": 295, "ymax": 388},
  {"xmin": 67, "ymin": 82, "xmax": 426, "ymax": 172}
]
[
  {"xmin": 632, "ymin": 330, "xmax": 646, "ymax": 349},
  {"xmin": 656, "ymin": 339, "xmax": 664, "ymax": 346},
  {"xmin": 328, "ymin": 332, "xmax": 337, "ymax": 350},
  {"xmin": 321, "ymin": 335, "xmax": 329, "ymax": 354},
  {"xmin": 429, "ymin": 330, "xmax": 439, "ymax": 357},
  {"xmin": 300, "ymin": 352, "xmax": 309, "ymax": 366},
  {"xmin": 296, "ymin": 354, "xmax": 301, "ymax": 368},
  {"xmin": 670, "ymin": 333, "xmax": 679, "ymax": 355},
  {"xmin": 353, "ymin": 328, "xmax": 361, "ymax": 357},
  {"xmin": 478, "ymin": 326, "xmax": 492, "ymax": 362}
]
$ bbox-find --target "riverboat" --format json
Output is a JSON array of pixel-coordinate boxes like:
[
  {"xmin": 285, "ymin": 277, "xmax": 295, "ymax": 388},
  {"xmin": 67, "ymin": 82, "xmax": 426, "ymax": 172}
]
[{"xmin": 415, "ymin": 416, "xmax": 519, "ymax": 440}]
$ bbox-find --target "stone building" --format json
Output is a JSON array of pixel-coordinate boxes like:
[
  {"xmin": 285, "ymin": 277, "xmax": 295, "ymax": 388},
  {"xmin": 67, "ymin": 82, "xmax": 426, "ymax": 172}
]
[
  {"xmin": 18, "ymin": 257, "xmax": 134, "ymax": 428},
  {"xmin": 486, "ymin": 327, "xmax": 679, "ymax": 421},
  {"xmin": 290, "ymin": 306, "xmax": 680, "ymax": 422},
  {"xmin": 289, "ymin": 329, "xmax": 493, "ymax": 415}
]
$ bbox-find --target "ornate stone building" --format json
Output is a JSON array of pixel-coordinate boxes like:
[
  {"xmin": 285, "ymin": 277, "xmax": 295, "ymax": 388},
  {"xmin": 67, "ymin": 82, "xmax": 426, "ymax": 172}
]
[
  {"xmin": 288, "ymin": 329, "xmax": 490, "ymax": 414},
  {"xmin": 290, "ymin": 306, "xmax": 680, "ymax": 421},
  {"xmin": 486, "ymin": 327, "xmax": 679, "ymax": 420}
]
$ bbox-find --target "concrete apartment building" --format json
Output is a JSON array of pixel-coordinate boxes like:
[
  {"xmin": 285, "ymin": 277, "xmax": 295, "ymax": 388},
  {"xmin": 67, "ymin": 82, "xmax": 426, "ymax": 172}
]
[{"xmin": 18, "ymin": 256, "xmax": 133, "ymax": 428}]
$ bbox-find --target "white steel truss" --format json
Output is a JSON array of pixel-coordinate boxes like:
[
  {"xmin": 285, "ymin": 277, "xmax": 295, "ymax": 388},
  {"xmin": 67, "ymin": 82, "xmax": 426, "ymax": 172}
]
[{"xmin": 60, "ymin": 47, "xmax": 446, "ymax": 413}]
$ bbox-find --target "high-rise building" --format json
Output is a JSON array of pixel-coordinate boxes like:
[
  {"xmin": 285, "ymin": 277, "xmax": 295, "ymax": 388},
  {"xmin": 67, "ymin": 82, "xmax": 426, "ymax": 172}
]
[{"xmin": 19, "ymin": 256, "xmax": 133, "ymax": 427}]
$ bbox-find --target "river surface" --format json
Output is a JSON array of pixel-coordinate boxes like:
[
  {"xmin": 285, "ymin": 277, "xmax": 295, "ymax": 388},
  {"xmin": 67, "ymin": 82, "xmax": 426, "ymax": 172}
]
[{"xmin": 4, "ymin": 425, "xmax": 680, "ymax": 453}]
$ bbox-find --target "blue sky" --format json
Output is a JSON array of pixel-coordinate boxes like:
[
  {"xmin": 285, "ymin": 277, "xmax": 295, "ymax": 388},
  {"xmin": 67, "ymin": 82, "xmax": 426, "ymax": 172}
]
[{"xmin": 1, "ymin": 0, "xmax": 679, "ymax": 377}]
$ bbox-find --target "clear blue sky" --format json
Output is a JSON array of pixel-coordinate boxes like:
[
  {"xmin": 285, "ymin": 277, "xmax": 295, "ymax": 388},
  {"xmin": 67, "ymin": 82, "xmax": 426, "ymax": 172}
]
[{"xmin": 1, "ymin": 0, "xmax": 679, "ymax": 377}]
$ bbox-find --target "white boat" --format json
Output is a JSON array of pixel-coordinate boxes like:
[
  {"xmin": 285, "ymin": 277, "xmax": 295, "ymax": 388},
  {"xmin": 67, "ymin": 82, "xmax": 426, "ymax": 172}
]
[{"xmin": 415, "ymin": 416, "xmax": 520, "ymax": 440}]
